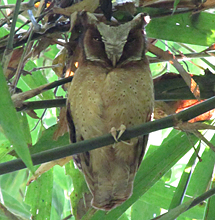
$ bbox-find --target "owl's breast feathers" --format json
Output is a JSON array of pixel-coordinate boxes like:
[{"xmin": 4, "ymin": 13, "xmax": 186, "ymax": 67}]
[{"xmin": 67, "ymin": 58, "xmax": 154, "ymax": 210}]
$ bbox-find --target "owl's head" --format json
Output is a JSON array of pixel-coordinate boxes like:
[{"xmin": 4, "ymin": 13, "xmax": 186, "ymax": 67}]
[{"xmin": 78, "ymin": 12, "xmax": 149, "ymax": 67}]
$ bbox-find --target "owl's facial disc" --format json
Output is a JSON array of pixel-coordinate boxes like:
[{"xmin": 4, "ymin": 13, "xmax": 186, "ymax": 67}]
[
  {"xmin": 82, "ymin": 12, "xmax": 147, "ymax": 67},
  {"xmin": 97, "ymin": 23, "xmax": 134, "ymax": 67},
  {"xmin": 96, "ymin": 14, "xmax": 145, "ymax": 67}
]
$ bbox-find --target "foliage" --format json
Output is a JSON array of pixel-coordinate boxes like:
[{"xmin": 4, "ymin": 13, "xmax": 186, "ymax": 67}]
[{"xmin": 0, "ymin": 0, "xmax": 215, "ymax": 220}]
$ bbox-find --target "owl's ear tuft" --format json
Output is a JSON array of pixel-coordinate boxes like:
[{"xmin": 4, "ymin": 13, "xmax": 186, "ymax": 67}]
[
  {"xmin": 143, "ymin": 14, "xmax": 151, "ymax": 26},
  {"xmin": 132, "ymin": 13, "xmax": 150, "ymax": 29},
  {"xmin": 80, "ymin": 11, "xmax": 99, "ymax": 26}
]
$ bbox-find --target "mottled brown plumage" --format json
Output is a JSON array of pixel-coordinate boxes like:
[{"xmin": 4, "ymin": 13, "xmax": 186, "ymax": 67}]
[{"xmin": 66, "ymin": 12, "xmax": 154, "ymax": 210}]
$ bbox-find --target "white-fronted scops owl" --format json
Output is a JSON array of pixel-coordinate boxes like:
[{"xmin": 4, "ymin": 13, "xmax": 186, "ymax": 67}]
[{"xmin": 66, "ymin": 12, "xmax": 154, "ymax": 210}]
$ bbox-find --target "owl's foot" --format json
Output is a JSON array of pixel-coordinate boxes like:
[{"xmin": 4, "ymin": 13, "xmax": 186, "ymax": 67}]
[
  {"xmin": 110, "ymin": 125, "xmax": 132, "ymax": 146},
  {"xmin": 110, "ymin": 127, "xmax": 118, "ymax": 142}
]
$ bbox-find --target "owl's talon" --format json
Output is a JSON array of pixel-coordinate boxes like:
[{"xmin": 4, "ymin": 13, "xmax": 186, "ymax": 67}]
[
  {"xmin": 117, "ymin": 124, "xmax": 126, "ymax": 140},
  {"xmin": 110, "ymin": 124, "xmax": 128, "ymax": 143},
  {"xmin": 110, "ymin": 127, "xmax": 118, "ymax": 142},
  {"xmin": 121, "ymin": 140, "xmax": 133, "ymax": 146}
]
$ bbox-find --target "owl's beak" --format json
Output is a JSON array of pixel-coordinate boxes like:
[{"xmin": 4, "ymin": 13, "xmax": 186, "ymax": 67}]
[{"xmin": 107, "ymin": 53, "xmax": 121, "ymax": 67}]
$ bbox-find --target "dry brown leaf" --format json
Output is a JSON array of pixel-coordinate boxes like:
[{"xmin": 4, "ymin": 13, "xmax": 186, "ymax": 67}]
[
  {"xmin": 114, "ymin": 2, "xmax": 137, "ymax": 15},
  {"xmin": 175, "ymin": 121, "xmax": 215, "ymax": 152},
  {"xmin": 53, "ymin": 0, "xmax": 99, "ymax": 16},
  {"xmin": 53, "ymin": 107, "xmax": 68, "ymax": 140},
  {"xmin": 175, "ymin": 100, "xmax": 215, "ymax": 123},
  {"xmin": 52, "ymin": 48, "xmax": 67, "ymax": 78},
  {"xmin": 2, "ymin": 48, "xmax": 14, "ymax": 79},
  {"xmin": 154, "ymin": 101, "xmax": 175, "ymax": 119},
  {"xmin": 148, "ymin": 44, "xmax": 201, "ymax": 100},
  {"xmin": 32, "ymin": 39, "xmax": 51, "ymax": 58},
  {"xmin": 12, "ymin": 83, "xmax": 49, "ymax": 108},
  {"xmin": 4, "ymin": 48, "xmax": 24, "ymax": 80},
  {"xmin": 77, "ymin": 193, "xmax": 94, "ymax": 219},
  {"xmin": 26, "ymin": 110, "xmax": 39, "ymax": 119},
  {"xmin": 154, "ymin": 99, "xmax": 214, "ymax": 122},
  {"xmin": 27, "ymin": 156, "xmax": 73, "ymax": 185}
]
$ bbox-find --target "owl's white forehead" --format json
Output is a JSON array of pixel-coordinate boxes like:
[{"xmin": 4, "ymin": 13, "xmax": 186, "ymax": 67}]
[{"xmin": 96, "ymin": 22, "xmax": 131, "ymax": 43}]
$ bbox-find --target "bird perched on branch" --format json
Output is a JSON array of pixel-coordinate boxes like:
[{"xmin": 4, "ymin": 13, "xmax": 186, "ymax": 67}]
[{"xmin": 66, "ymin": 12, "xmax": 154, "ymax": 210}]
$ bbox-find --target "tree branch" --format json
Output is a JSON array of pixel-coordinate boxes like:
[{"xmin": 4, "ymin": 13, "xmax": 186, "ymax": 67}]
[
  {"xmin": 15, "ymin": 73, "xmax": 215, "ymax": 111},
  {"xmin": 152, "ymin": 186, "xmax": 215, "ymax": 219},
  {"xmin": 1, "ymin": 95, "xmax": 215, "ymax": 175}
]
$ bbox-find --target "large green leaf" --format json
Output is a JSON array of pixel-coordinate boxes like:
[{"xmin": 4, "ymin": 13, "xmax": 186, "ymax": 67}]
[
  {"xmin": 146, "ymin": 12, "xmax": 215, "ymax": 46},
  {"xmin": 29, "ymin": 124, "xmax": 69, "ymax": 154},
  {"xmin": 52, "ymin": 166, "xmax": 72, "ymax": 219},
  {"xmin": 186, "ymin": 146, "xmax": 215, "ymax": 196},
  {"xmin": 204, "ymin": 177, "xmax": 215, "ymax": 219},
  {"xmin": 131, "ymin": 180, "xmax": 169, "ymax": 219},
  {"xmin": 0, "ymin": 64, "xmax": 34, "ymax": 172},
  {"xmin": 66, "ymin": 161, "xmax": 90, "ymax": 220},
  {"xmin": 25, "ymin": 169, "xmax": 53, "ymax": 219},
  {"xmin": 0, "ymin": 131, "xmax": 11, "ymax": 160},
  {"xmin": 1, "ymin": 188, "xmax": 31, "ymax": 219},
  {"xmin": 159, "ymin": 199, "xmax": 193, "ymax": 220},
  {"xmin": 169, "ymin": 144, "xmax": 201, "ymax": 210},
  {"xmin": 0, "ymin": 27, "xmax": 9, "ymax": 38},
  {"xmin": 203, "ymin": 134, "xmax": 215, "ymax": 220}
]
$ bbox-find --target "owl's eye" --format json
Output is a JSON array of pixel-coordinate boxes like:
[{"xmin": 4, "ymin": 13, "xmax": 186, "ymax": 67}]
[{"xmin": 93, "ymin": 36, "xmax": 102, "ymax": 42}]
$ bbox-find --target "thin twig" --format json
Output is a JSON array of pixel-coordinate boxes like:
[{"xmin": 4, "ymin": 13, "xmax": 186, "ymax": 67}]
[
  {"xmin": 30, "ymin": 109, "xmax": 47, "ymax": 132},
  {"xmin": 12, "ymin": 76, "xmax": 73, "ymax": 108},
  {"xmin": 2, "ymin": 0, "xmax": 22, "ymax": 73},
  {"xmin": 12, "ymin": 0, "xmax": 45, "ymax": 90}
]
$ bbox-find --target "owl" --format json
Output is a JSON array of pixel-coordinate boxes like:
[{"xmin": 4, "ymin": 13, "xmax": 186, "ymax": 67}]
[{"xmin": 66, "ymin": 12, "xmax": 154, "ymax": 211}]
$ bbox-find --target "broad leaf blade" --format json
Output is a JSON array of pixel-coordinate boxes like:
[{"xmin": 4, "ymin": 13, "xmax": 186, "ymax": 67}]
[
  {"xmin": 0, "ymin": 65, "xmax": 34, "ymax": 172},
  {"xmin": 25, "ymin": 169, "xmax": 53, "ymax": 219},
  {"xmin": 146, "ymin": 12, "xmax": 215, "ymax": 46},
  {"xmin": 159, "ymin": 199, "xmax": 193, "ymax": 220}
]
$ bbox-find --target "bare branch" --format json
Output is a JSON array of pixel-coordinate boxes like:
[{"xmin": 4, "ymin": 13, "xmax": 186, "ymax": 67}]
[{"xmin": 1, "ymin": 95, "xmax": 215, "ymax": 175}]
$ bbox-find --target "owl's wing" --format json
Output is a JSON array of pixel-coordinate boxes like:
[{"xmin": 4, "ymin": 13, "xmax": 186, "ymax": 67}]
[
  {"xmin": 66, "ymin": 103, "xmax": 76, "ymax": 143},
  {"xmin": 67, "ymin": 102, "xmax": 84, "ymax": 170},
  {"xmin": 137, "ymin": 134, "xmax": 148, "ymax": 168}
]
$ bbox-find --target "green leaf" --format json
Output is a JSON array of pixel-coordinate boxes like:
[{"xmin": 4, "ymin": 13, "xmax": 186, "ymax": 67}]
[
  {"xmin": 131, "ymin": 182, "xmax": 163, "ymax": 219},
  {"xmin": 118, "ymin": 213, "xmax": 129, "ymax": 220},
  {"xmin": 17, "ymin": 112, "xmax": 32, "ymax": 147},
  {"xmin": 0, "ymin": 27, "xmax": 9, "ymax": 38},
  {"xmin": 0, "ymin": 64, "xmax": 34, "ymax": 172},
  {"xmin": 173, "ymin": 0, "xmax": 181, "ymax": 14},
  {"xmin": 186, "ymin": 147, "xmax": 215, "ymax": 196},
  {"xmin": 65, "ymin": 161, "xmax": 91, "ymax": 219},
  {"xmin": 1, "ymin": 188, "xmax": 31, "ymax": 219},
  {"xmin": 169, "ymin": 143, "xmax": 201, "ymax": 210},
  {"xmin": 146, "ymin": 12, "xmax": 215, "ymax": 46},
  {"xmin": 53, "ymin": 165, "xmax": 72, "ymax": 191},
  {"xmin": 51, "ymin": 181, "xmax": 65, "ymax": 219},
  {"xmin": 25, "ymin": 169, "xmax": 53, "ymax": 219},
  {"xmin": 29, "ymin": 124, "xmax": 69, "ymax": 154},
  {"xmin": 159, "ymin": 199, "xmax": 193, "ymax": 220},
  {"xmin": 204, "ymin": 179, "xmax": 215, "ymax": 219},
  {"xmin": 0, "ymin": 132, "xmax": 11, "ymax": 160},
  {"xmin": 0, "ymin": 170, "xmax": 28, "ymax": 201},
  {"xmin": 22, "ymin": 60, "xmax": 54, "ymax": 100},
  {"xmin": 52, "ymin": 166, "xmax": 72, "ymax": 219}
]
